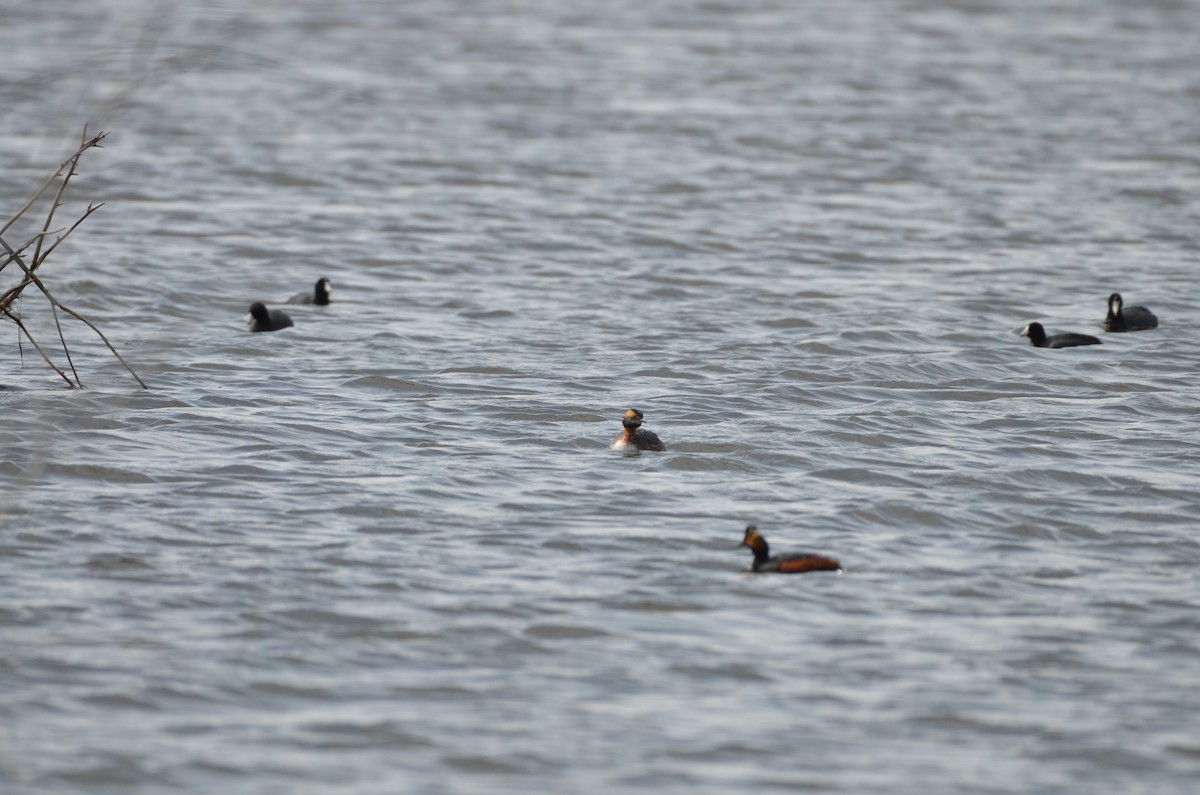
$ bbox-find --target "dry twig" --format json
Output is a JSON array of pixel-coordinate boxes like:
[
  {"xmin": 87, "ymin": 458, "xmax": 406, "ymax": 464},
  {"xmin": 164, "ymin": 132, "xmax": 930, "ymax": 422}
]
[{"xmin": 1, "ymin": 127, "xmax": 147, "ymax": 389}]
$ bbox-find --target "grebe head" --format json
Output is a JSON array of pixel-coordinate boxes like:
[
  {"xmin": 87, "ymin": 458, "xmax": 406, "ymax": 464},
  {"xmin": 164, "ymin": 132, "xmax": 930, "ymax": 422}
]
[
  {"xmin": 742, "ymin": 525, "xmax": 769, "ymax": 556},
  {"xmin": 622, "ymin": 408, "xmax": 645, "ymax": 429}
]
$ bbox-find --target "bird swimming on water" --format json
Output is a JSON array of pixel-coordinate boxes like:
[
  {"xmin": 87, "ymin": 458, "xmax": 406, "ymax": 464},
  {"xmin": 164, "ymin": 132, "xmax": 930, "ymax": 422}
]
[
  {"xmin": 1019, "ymin": 322, "xmax": 1101, "ymax": 349},
  {"xmin": 1103, "ymin": 292, "xmax": 1157, "ymax": 332},
  {"xmin": 246, "ymin": 302, "xmax": 294, "ymax": 332},
  {"xmin": 609, "ymin": 408, "xmax": 666, "ymax": 452},
  {"xmin": 741, "ymin": 525, "xmax": 841, "ymax": 574},
  {"xmin": 287, "ymin": 277, "xmax": 333, "ymax": 306}
]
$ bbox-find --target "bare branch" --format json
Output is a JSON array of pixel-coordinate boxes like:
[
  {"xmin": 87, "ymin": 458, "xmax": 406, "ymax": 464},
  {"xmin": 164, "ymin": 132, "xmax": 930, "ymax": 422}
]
[
  {"xmin": 0, "ymin": 229, "xmax": 56, "ymax": 279},
  {"xmin": 0, "ymin": 251, "xmax": 146, "ymax": 388},
  {"xmin": 55, "ymin": 303, "xmax": 148, "ymax": 389},
  {"xmin": 0, "ymin": 131, "xmax": 107, "ymax": 239},
  {"xmin": 2, "ymin": 307, "xmax": 77, "ymax": 387},
  {"xmin": 0, "ymin": 126, "xmax": 146, "ymax": 389},
  {"xmin": 49, "ymin": 301, "xmax": 83, "ymax": 387},
  {"xmin": 26, "ymin": 202, "xmax": 105, "ymax": 270},
  {"xmin": 31, "ymin": 133, "xmax": 93, "ymax": 272}
]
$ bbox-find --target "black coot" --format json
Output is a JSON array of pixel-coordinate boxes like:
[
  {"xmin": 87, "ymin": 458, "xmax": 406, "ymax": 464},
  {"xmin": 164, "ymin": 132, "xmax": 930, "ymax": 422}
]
[
  {"xmin": 286, "ymin": 277, "xmax": 332, "ymax": 306},
  {"xmin": 247, "ymin": 302, "xmax": 294, "ymax": 332},
  {"xmin": 1019, "ymin": 322, "xmax": 1101, "ymax": 349},
  {"xmin": 1103, "ymin": 292, "xmax": 1157, "ymax": 332}
]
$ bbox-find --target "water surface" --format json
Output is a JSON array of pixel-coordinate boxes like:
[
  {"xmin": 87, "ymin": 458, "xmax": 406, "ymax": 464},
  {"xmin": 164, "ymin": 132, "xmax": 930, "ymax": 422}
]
[{"xmin": 2, "ymin": 1, "xmax": 1199, "ymax": 793}]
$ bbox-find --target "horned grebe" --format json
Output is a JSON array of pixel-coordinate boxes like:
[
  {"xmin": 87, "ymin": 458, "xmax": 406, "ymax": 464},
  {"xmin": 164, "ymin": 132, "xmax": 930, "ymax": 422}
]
[
  {"xmin": 609, "ymin": 408, "xmax": 666, "ymax": 452},
  {"xmin": 247, "ymin": 302, "xmax": 294, "ymax": 332},
  {"xmin": 1103, "ymin": 292, "xmax": 1157, "ymax": 332},
  {"xmin": 286, "ymin": 277, "xmax": 333, "ymax": 306},
  {"xmin": 1019, "ymin": 322, "xmax": 1101, "ymax": 349},
  {"xmin": 741, "ymin": 525, "xmax": 840, "ymax": 574}
]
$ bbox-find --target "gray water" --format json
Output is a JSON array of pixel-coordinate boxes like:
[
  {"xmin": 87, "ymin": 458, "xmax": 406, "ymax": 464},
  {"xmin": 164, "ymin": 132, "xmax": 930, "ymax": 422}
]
[{"xmin": 2, "ymin": 1, "xmax": 1199, "ymax": 793}]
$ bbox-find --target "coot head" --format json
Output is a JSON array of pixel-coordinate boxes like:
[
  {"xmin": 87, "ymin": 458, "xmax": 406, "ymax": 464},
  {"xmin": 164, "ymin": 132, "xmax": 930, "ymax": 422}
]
[
  {"xmin": 1018, "ymin": 322, "xmax": 1047, "ymax": 346},
  {"xmin": 313, "ymin": 277, "xmax": 333, "ymax": 305},
  {"xmin": 248, "ymin": 302, "xmax": 271, "ymax": 327}
]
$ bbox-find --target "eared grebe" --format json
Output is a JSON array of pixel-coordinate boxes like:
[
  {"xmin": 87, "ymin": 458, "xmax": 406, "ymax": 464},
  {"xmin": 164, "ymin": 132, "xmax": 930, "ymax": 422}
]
[
  {"xmin": 246, "ymin": 302, "xmax": 294, "ymax": 332},
  {"xmin": 1019, "ymin": 322, "xmax": 1101, "ymax": 349},
  {"xmin": 1103, "ymin": 292, "xmax": 1157, "ymax": 332},
  {"xmin": 286, "ymin": 277, "xmax": 333, "ymax": 306},
  {"xmin": 609, "ymin": 408, "xmax": 666, "ymax": 452},
  {"xmin": 741, "ymin": 526, "xmax": 840, "ymax": 574}
]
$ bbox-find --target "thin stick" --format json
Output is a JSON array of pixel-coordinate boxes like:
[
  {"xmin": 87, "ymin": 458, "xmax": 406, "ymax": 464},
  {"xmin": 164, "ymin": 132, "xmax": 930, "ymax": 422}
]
[
  {"xmin": 0, "ymin": 126, "xmax": 145, "ymax": 389},
  {"xmin": 49, "ymin": 300, "xmax": 83, "ymax": 387},
  {"xmin": 4, "ymin": 200, "xmax": 104, "ymax": 387},
  {"xmin": 30, "ymin": 130, "xmax": 92, "ymax": 273},
  {"xmin": 0, "ymin": 229, "xmax": 55, "ymax": 278},
  {"xmin": 27, "ymin": 202, "xmax": 105, "ymax": 269},
  {"xmin": 2, "ymin": 307, "xmax": 76, "ymax": 387},
  {"xmin": 0, "ymin": 131, "xmax": 106, "ymax": 241},
  {"xmin": 0, "ymin": 274, "xmax": 35, "ymax": 313},
  {"xmin": 55, "ymin": 303, "xmax": 148, "ymax": 389},
  {"xmin": 1, "ymin": 254, "xmax": 146, "ymax": 388},
  {"xmin": 1, "ymin": 206, "xmax": 98, "ymax": 287}
]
